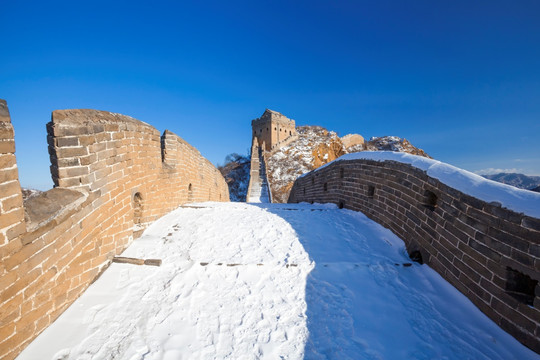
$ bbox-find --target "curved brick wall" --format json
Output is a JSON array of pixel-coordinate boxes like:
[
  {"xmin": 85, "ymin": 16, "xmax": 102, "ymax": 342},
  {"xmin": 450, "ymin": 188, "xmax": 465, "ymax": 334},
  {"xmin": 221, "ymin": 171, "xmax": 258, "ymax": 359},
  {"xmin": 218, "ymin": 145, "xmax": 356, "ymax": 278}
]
[
  {"xmin": 289, "ymin": 157, "xmax": 540, "ymax": 353},
  {"xmin": 0, "ymin": 103, "xmax": 228, "ymax": 359}
]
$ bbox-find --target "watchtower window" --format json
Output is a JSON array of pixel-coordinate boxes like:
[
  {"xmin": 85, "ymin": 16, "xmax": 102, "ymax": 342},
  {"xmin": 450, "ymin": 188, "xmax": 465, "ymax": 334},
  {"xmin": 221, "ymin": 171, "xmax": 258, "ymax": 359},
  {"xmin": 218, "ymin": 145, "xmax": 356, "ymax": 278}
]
[
  {"xmin": 338, "ymin": 201, "xmax": 344, "ymax": 209},
  {"xmin": 506, "ymin": 267, "xmax": 538, "ymax": 306},
  {"xmin": 312, "ymin": 177, "xmax": 315, "ymax": 185},
  {"xmin": 323, "ymin": 183, "xmax": 328, "ymax": 191},
  {"xmin": 367, "ymin": 185, "xmax": 375, "ymax": 198},
  {"xmin": 289, "ymin": 131, "xmax": 292, "ymax": 135},
  {"xmin": 340, "ymin": 167, "xmax": 344, "ymax": 178}
]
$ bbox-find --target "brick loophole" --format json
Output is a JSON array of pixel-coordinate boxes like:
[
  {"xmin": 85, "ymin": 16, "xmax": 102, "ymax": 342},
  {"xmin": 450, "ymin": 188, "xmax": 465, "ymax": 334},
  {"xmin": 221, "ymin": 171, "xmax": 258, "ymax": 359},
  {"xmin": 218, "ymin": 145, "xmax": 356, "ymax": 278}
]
[
  {"xmin": 505, "ymin": 267, "xmax": 538, "ymax": 306},
  {"xmin": 367, "ymin": 185, "xmax": 375, "ymax": 198},
  {"xmin": 423, "ymin": 190, "xmax": 438, "ymax": 211}
]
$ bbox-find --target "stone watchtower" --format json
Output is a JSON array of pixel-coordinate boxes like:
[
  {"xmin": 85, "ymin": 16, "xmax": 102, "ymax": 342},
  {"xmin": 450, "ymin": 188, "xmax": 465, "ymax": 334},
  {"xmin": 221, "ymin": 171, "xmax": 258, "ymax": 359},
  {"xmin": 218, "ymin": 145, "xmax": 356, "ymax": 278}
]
[{"xmin": 251, "ymin": 109, "xmax": 297, "ymax": 152}]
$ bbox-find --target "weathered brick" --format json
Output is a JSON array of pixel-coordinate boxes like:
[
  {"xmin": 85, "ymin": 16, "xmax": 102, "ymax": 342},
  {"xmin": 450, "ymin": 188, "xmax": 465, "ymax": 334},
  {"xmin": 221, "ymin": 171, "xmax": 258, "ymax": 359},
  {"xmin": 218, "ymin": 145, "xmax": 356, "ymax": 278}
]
[
  {"xmin": 469, "ymin": 239, "xmax": 502, "ymax": 262},
  {"xmin": 487, "ymin": 227, "xmax": 529, "ymax": 252},
  {"xmin": 55, "ymin": 146, "xmax": 88, "ymax": 158},
  {"xmin": 522, "ymin": 217, "xmax": 540, "ymax": 233},
  {"xmin": 0, "ymin": 140, "xmax": 15, "ymax": 153},
  {"xmin": 56, "ymin": 137, "xmax": 80, "ymax": 147}
]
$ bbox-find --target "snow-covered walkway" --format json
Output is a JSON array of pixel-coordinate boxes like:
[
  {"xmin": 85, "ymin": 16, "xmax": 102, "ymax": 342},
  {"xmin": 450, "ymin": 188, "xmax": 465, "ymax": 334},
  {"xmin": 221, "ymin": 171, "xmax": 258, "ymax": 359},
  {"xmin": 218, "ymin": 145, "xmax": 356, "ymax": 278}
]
[{"xmin": 18, "ymin": 203, "xmax": 539, "ymax": 360}]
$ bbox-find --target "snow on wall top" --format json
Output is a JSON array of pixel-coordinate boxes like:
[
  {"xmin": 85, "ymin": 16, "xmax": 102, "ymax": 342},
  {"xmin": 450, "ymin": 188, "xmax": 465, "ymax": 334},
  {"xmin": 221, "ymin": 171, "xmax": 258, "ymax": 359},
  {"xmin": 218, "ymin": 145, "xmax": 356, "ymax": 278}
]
[{"xmin": 314, "ymin": 151, "xmax": 540, "ymax": 219}]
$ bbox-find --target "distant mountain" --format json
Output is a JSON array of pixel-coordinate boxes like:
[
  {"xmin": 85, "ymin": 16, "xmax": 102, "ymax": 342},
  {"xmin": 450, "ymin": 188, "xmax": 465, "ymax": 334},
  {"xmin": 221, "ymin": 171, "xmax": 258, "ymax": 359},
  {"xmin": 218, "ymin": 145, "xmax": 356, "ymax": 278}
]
[
  {"xmin": 21, "ymin": 188, "xmax": 43, "ymax": 201},
  {"xmin": 531, "ymin": 186, "xmax": 540, "ymax": 193},
  {"xmin": 266, "ymin": 126, "xmax": 430, "ymax": 203},
  {"xmin": 481, "ymin": 173, "xmax": 540, "ymax": 191}
]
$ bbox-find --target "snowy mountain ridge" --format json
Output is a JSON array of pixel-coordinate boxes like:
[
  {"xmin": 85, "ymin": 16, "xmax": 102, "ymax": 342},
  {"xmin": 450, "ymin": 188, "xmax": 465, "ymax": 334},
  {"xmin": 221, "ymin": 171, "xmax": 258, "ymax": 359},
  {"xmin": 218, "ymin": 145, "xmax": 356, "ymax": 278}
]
[{"xmin": 265, "ymin": 126, "xmax": 430, "ymax": 202}]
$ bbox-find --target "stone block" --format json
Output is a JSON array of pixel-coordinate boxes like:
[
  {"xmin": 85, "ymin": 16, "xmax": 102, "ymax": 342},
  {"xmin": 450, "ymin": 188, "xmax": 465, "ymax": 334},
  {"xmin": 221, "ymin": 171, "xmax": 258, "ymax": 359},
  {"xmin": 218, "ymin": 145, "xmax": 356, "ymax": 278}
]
[
  {"xmin": 56, "ymin": 137, "xmax": 80, "ymax": 147},
  {"xmin": 522, "ymin": 217, "xmax": 540, "ymax": 233},
  {"xmin": 55, "ymin": 146, "xmax": 88, "ymax": 159},
  {"xmin": 0, "ymin": 140, "xmax": 15, "ymax": 154}
]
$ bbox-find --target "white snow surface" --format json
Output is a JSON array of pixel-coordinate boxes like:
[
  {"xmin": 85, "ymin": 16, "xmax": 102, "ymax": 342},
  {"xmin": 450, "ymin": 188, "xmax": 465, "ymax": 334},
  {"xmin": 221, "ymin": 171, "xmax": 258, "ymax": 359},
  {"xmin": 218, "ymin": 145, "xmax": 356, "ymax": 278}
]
[
  {"xmin": 316, "ymin": 151, "xmax": 540, "ymax": 218},
  {"xmin": 18, "ymin": 202, "xmax": 539, "ymax": 360}
]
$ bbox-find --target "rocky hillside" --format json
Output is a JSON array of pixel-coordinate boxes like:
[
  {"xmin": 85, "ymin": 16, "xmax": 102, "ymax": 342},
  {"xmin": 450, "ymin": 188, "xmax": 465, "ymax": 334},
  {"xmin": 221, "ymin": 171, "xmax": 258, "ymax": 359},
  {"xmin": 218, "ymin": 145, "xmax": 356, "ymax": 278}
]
[
  {"xmin": 363, "ymin": 136, "xmax": 431, "ymax": 158},
  {"xmin": 266, "ymin": 126, "xmax": 430, "ymax": 203},
  {"xmin": 481, "ymin": 173, "xmax": 540, "ymax": 191},
  {"xmin": 218, "ymin": 154, "xmax": 250, "ymax": 202}
]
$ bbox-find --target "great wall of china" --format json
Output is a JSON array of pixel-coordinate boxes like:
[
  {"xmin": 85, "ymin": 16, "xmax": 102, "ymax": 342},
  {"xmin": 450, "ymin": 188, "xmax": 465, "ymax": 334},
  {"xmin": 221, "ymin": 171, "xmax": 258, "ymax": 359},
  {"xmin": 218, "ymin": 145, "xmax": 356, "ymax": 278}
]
[
  {"xmin": 1, "ymin": 101, "xmax": 540, "ymax": 357},
  {"xmin": 247, "ymin": 109, "xmax": 539, "ymax": 353},
  {"xmin": 288, "ymin": 154, "xmax": 540, "ymax": 353},
  {"xmin": 0, "ymin": 100, "xmax": 228, "ymax": 359}
]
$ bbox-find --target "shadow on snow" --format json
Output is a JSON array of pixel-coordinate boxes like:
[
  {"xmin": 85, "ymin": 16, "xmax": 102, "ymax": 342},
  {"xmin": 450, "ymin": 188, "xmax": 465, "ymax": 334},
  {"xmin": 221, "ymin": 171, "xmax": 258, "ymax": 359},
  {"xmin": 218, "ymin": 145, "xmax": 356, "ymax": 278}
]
[{"xmin": 251, "ymin": 202, "xmax": 537, "ymax": 360}]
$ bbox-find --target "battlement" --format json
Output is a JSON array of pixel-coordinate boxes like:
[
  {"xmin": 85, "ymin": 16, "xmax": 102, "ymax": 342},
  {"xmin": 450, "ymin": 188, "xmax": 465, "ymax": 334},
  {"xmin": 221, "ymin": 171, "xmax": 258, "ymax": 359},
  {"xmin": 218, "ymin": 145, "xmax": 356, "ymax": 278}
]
[
  {"xmin": 0, "ymin": 100, "xmax": 229, "ymax": 359},
  {"xmin": 251, "ymin": 109, "xmax": 297, "ymax": 152}
]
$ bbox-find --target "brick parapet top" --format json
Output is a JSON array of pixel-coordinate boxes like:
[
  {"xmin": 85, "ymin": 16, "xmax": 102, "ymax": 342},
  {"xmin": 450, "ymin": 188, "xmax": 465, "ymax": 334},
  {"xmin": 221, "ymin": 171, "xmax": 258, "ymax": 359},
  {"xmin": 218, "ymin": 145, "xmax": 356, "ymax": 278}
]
[
  {"xmin": 251, "ymin": 109, "xmax": 296, "ymax": 127},
  {"xmin": 0, "ymin": 99, "xmax": 11, "ymax": 123},
  {"xmin": 51, "ymin": 109, "xmax": 156, "ymax": 132}
]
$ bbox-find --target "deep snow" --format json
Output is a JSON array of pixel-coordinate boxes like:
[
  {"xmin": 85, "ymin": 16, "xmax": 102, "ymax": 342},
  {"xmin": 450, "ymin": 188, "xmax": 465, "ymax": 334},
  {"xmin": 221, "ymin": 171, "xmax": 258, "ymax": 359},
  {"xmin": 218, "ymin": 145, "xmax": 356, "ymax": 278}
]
[
  {"xmin": 316, "ymin": 151, "xmax": 540, "ymax": 218},
  {"xmin": 17, "ymin": 202, "xmax": 539, "ymax": 360}
]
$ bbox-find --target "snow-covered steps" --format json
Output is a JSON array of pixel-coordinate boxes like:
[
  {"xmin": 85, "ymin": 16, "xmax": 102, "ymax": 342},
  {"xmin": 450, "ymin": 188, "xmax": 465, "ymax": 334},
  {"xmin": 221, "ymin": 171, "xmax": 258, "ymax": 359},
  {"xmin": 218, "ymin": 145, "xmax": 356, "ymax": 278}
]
[
  {"xmin": 247, "ymin": 146, "xmax": 272, "ymax": 203},
  {"xmin": 18, "ymin": 202, "xmax": 539, "ymax": 360}
]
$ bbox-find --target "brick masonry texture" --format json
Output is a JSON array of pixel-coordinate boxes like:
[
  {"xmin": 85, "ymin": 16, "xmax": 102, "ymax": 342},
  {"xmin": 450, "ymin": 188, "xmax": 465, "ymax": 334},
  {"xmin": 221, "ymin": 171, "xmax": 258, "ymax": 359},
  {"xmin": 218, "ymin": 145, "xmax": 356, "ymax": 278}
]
[
  {"xmin": 289, "ymin": 158, "xmax": 540, "ymax": 353},
  {"xmin": 0, "ymin": 103, "xmax": 229, "ymax": 359}
]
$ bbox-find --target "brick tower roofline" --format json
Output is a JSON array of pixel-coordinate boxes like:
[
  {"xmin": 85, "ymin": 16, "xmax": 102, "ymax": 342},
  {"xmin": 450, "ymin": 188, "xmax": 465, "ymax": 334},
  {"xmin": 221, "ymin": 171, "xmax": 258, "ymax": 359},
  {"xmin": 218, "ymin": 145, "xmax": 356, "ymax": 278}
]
[{"xmin": 251, "ymin": 109, "xmax": 297, "ymax": 152}]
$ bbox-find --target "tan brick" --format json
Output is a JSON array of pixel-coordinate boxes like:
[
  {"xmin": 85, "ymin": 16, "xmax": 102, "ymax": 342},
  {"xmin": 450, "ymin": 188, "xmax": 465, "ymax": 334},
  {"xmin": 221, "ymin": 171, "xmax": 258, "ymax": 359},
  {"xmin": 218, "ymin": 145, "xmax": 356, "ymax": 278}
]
[
  {"xmin": 0, "ymin": 270, "xmax": 18, "ymax": 291},
  {"xmin": 0, "ymin": 293, "xmax": 23, "ymax": 325},
  {"xmin": 3, "ymin": 238, "xmax": 45, "ymax": 271},
  {"xmin": 0, "ymin": 206, "xmax": 24, "ymax": 227},
  {"xmin": 0, "ymin": 268, "xmax": 40, "ymax": 303},
  {"xmin": 0, "ymin": 153, "xmax": 16, "ymax": 169},
  {"xmin": 24, "ymin": 267, "xmax": 56, "ymax": 300},
  {"xmin": 0, "ymin": 322, "xmax": 15, "ymax": 343},
  {"xmin": 0, "ymin": 237, "xmax": 22, "ymax": 260},
  {"xmin": 0, "ymin": 322, "xmax": 34, "ymax": 358},
  {"xmin": 6, "ymin": 222, "xmax": 26, "ymax": 241},
  {"xmin": 0, "ymin": 140, "xmax": 15, "ymax": 153},
  {"xmin": 1, "ymin": 194, "xmax": 23, "ymax": 213}
]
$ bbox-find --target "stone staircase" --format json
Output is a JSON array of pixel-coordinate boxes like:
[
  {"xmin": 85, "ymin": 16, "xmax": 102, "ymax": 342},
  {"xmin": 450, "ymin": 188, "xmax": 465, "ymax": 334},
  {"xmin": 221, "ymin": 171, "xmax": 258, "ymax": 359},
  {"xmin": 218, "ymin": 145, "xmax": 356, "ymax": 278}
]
[{"xmin": 246, "ymin": 143, "xmax": 272, "ymax": 203}]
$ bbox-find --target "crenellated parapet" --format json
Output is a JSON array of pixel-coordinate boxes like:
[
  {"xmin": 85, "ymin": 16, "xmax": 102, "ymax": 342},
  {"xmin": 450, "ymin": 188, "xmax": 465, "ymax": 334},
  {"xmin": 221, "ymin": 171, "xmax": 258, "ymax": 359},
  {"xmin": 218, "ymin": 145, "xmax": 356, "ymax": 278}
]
[
  {"xmin": 251, "ymin": 109, "xmax": 297, "ymax": 152},
  {"xmin": 0, "ymin": 101, "xmax": 229, "ymax": 359}
]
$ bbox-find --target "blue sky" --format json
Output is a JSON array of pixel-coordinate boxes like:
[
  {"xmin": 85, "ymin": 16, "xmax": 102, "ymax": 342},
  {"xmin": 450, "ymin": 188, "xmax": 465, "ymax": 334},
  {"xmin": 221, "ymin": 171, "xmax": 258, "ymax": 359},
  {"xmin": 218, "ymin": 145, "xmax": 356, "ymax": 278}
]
[{"xmin": 1, "ymin": 0, "xmax": 539, "ymax": 190}]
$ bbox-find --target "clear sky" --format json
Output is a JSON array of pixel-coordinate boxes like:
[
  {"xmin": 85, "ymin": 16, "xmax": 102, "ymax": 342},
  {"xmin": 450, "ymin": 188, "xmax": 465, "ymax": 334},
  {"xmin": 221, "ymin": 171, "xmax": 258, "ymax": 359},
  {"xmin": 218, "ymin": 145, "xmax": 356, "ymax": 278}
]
[{"xmin": 1, "ymin": 0, "xmax": 539, "ymax": 190}]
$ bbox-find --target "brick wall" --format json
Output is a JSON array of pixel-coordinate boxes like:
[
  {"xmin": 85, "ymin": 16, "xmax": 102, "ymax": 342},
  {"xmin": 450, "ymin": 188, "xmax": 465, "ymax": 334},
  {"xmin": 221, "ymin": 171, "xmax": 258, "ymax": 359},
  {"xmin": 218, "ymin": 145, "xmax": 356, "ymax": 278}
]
[
  {"xmin": 0, "ymin": 104, "xmax": 228, "ymax": 359},
  {"xmin": 289, "ymin": 158, "xmax": 540, "ymax": 353}
]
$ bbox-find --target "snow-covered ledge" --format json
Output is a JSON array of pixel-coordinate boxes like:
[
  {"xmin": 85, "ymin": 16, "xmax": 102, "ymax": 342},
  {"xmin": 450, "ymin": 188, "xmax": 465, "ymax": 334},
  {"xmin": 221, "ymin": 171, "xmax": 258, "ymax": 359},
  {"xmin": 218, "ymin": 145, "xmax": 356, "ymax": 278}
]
[{"xmin": 317, "ymin": 151, "xmax": 540, "ymax": 218}]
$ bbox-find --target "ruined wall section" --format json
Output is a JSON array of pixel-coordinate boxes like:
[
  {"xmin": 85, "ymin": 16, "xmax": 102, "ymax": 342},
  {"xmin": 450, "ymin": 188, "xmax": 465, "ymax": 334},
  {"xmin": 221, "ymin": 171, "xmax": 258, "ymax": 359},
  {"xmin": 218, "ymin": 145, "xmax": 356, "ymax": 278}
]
[
  {"xmin": 0, "ymin": 105, "xmax": 228, "ymax": 359},
  {"xmin": 289, "ymin": 158, "xmax": 540, "ymax": 353}
]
